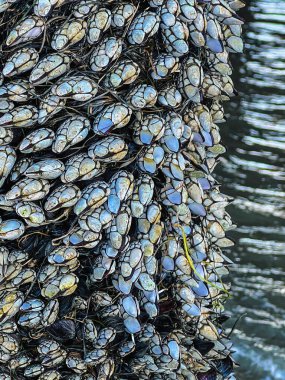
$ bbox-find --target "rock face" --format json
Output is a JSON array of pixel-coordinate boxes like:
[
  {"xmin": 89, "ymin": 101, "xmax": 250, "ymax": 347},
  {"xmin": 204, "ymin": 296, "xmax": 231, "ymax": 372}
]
[{"xmin": 0, "ymin": 0, "xmax": 244, "ymax": 379}]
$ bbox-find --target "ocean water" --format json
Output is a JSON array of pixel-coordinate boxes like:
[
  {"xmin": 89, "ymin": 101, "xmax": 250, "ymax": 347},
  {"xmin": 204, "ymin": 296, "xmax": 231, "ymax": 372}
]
[{"xmin": 217, "ymin": 1, "xmax": 285, "ymax": 379}]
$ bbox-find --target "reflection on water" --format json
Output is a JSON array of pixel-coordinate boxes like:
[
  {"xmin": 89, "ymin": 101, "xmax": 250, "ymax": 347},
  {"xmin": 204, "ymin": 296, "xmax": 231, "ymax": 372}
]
[{"xmin": 217, "ymin": 1, "xmax": 285, "ymax": 379}]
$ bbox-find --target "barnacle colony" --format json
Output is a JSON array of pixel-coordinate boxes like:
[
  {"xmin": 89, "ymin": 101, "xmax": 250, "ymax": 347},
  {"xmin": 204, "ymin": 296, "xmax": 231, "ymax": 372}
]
[{"xmin": 0, "ymin": 0, "xmax": 243, "ymax": 379}]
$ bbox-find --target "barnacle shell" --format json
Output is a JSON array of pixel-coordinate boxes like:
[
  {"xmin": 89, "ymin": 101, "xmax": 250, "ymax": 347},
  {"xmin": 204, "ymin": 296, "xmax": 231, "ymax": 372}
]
[
  {"xmin": 30, "ymin": 53, "xmax": 71, "ymax": 85},
  {"xmin": 51, "ymin": 18, "xmax": 87, "ymax": 51},
  {"xmin": 87, "ymin": 8, "xmax": 111, "ymax": 45},
  {"xmin": 6, "ymin": 16, "xmax": 45, "ymax": 47},
  {"xmin": 3, "ymin": 48, "xmax": 39, "ymax": 77}
]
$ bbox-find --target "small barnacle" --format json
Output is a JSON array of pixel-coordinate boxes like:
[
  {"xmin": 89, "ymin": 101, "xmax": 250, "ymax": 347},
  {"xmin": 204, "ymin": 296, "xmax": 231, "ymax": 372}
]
[
  {"xmin": 6, "ymin": 16, "xmax": 45, "ymax": 47},
  {"xmin": 127, "ymin": 11, "xmax": 160, "ymax": 45},
  {"xmin": 30, "ymin": 53, "xmax": 71, "ymax": 85},
  {"xmin": 93, "ymin": 103, "xmax": 132, "ymax": 135},
  {"xmin": 3, "ymin": 48, "xmax": 39, "ymax": 77},
  {"xmin": 51, "ymin": 18, "xmax": 87, "ymax": 51},
  {"xmin": 87, "ymin": 8, "xmax": 111, "ymax": 45}
]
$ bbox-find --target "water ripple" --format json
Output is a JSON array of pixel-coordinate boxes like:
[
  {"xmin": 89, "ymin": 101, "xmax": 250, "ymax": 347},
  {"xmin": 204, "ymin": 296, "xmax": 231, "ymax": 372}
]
[{"xmin": 217, "ymin": 0, "xmax": 285, "ymax": 378}]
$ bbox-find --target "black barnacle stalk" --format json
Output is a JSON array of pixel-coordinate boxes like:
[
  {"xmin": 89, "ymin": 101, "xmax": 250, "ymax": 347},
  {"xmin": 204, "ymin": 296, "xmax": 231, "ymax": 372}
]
[{"xmin": 0, "ymin": 0, "xmax": 244, "ymax": 379}]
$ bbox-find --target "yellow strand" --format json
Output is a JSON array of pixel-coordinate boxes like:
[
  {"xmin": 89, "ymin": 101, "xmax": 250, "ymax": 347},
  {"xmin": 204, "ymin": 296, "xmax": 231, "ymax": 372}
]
[{"xmin": 177, "ymin": 224, "xmax": 231, "ymax": 297}]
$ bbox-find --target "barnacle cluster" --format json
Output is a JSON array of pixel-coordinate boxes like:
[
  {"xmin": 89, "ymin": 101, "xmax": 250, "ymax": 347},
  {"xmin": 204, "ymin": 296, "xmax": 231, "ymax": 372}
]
[{"xmin": 0, "ymin": 0, "xmax": 244, "ymax": 379}]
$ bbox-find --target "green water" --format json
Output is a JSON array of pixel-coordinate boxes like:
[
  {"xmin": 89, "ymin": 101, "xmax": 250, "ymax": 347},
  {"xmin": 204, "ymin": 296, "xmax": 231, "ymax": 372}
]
[{"xmin": 217, "ymin": 1, "xmax": 285, "ymax": 379}]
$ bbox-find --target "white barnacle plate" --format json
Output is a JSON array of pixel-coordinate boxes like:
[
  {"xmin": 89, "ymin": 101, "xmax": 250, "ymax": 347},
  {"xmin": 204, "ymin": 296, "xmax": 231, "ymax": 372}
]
[
  {"xmin": 30, "ymin": 53, "xmax": 71, "ymax": 85},
  {"xmin": 206, "ymin": 14, "xmax": 224, "ymax": 53},
  {"xmin": 210, "ymin": 101, "xmax": 226, "ymax": 123},
  {"xmin": 161, "ymin": 19, "xmax": 190, "ymax": 57},
  {"xmin": 94, "ymin": 327, "xmax": 116, "ymax": 349},
  {"xmin": 160, "ymin": 181, "xmax": 188, "ymax": 207},
  {"xmin": 0, "ymin": 100, "xmax": 14, "ymax": 114},
  {"xmin": 191, "ymin": 104, "xmax": 213, "ymax": 132},
  {"xmin": 0, "ymin": 127, "xmax": 13, "ymax": 145},
  {"xmin": 0, "ymin": 195, "xmax": 15, "ymax": 211},
  {"xmin": 111, "ymin": 3, "xmax": 136, "ymax": 28},
  {"xmin": 127, "ymin": 84, "xmax": 158, "ymax": 109},
  {"xmin": 18, "ymin": 311, "xmax": 42, "ymax": 328},
  {"xmin": 78, "ymin": 205, "xmax": 113, "ymax": 233},
  {"xmin": 119, "ymin": 294, "xmax": 141, "ymax": 334},
  {"xmin": 206, "ymin": 49, "xmax": 232, "ymax": 76},
  {"xmin": 5, "ymin": 16, "xmax": 45, "ymax": 47},
  {"xmin": 10, "ymin": 158, "xmax": 32, "ymax": 182},
  {"xmin": 136, "ymin": 202, "xmax": 161, "ymax": 238},
  {"xmin": 66, "ymin": 355, "xmax": 87, "ymax": 373},
  {"xmin": 223, "ymin": 25, "xmax": 244, "ymax": 53},
  {"xmin": 178, "ymin": 56, "xmax": 204, "ymax": 102},
  {"xmin": 150, "ymin": 54, "xmax": 180, "ymax": 80},
  {"xmin": 38, "ymin": 93, "xmax": 66, "ymax": 125},
  {"xmin": 20, "ymin": 299, "xmax": 44, "ymax": 313},
  {"xmin": 90, "ymin": 254, "xmax": 116, "ymax": 282},
  {"xmin": 189, "ymin": 5, "xmax": 207, "ymax": 47},
  {"xmin": 101, "ymin": 242, "xmax": 119, "ymax": 260},
  {"xmin": 51, "ymin": 18, "xmax": 87, "ymax": 51},
  {"xmin": 93, "ymin": 103, "xmax": 132, "ymax": 135},
  {"xmin": 103, "ymin": 60, "xmax": 140, "ymax": 89},
  {"xmin": 0, "ymin": 219, "xmax": 25, "ymax": 240},
  {"xmin": 3, "ymin": 48, "xmax": 39, "ymax": 77},
  {"xmin": 138, "ymin": 144, "xmax": 165, "ymax": 175},
  {"xmin": 88, "ymin": 136, "xmax": 128, "ymax": 163},
  {"xmin": 0, "ymin": 0, "xmax": 19, "ymax": 13},
  {"xmin": 130, "ymin": 175, "xmax": 154, "ymax": 218},
  {"xmin": 202, "ymin": 74, "xmax": 223, "ymax": 99},
  {"xmin": 51, "ymin": 75, "xmax": 98, "ymax": 101},
  {"xmin": 0, "ymin": 145, "xmax": 16, "ymax": 188},
  {"xmin": 34, "ymin": 0, "xmax": 64, "ymax": 17},
  {"xmin": 115, "ymin": 242, "xmax": 143, "ymax": 294},
  {"xmin": 5, "ymin": 80, "xmax": 34, "ymax": 102},
  {"xmin": 25, "ymin": 159, "xmax": 64, "ymax": 180},
  {"xmin": 44, "ymin": 184, "xmax": 81, "ymax": 212},
  {"xmin": 15, "ymin": 201, "xmax": 46, "ymax": 227},
  {"xmin": 106, "ymin": 205, "xmax": 132, "ymax": 250},
  {"xmin": 107, "ymin": 170, "xmax": 134, "ymax": 214},
  {"xmin": 127, "ymin": 11, "xmax": 160, "ymax": 45},
  {"xmin": 38, "ymin": 264, "xmax": 59, "ymax": 284},
  {"xmin": 160, "ymin": 0, "xmax": 180, "ymax": 28},
  {"xmin": 158, "ymin": 84, "xmax": 182, "ymax": 108},
  {"xmin": 87, "ymin": 8, "xmax": 111, "ymax": 45},
  {"xmin": 6, "ymin": 178, "xmax": 50, "ymax": 201},
  {"xmin": 161, "ymin": 152, "xmax": 186, "ymax": 181},
  {"xmin": 73, "ymin": 0, "xmax": 99, "ymax": 18},
  {"xmin": 42, "ymin": 299, "xmax": 59, "ymax": 327},
  {"xmin": 89, "ymin": 36, "xmax": 123, "ymax": 73},
  {"xmin": 24, "ymin": 364, "xmax": 45, "ymax": 378},
  {"xmin": 41, "ymin": 273, "xmax": 79, "ymax": 299},
  {"xmin": 63, "ymin": 227, "xmax": 101, "ymax": 248},
  {"xmin": 61, "ymin": 153, "xmax": 105, "ymax": 183},
  {"xmin": 0, "ymin": 291, "xmax": 24, "ymax": 324},
  {"xmin": 9, "ymin": 352, "xmax": 32, "ymax": 370},
  {"xmin": 0, "ymin": 332, "xmax": 19, "ymax": 358},
  {"xmin": 19, "ymin": 128, "xmax": 54, "ymax": 153},
  {"xmin": 47, "ymin": 246, "xmax": 78, "ymax": 266},
  {"xmin": 52, "ymin": 115, "xmax": 90, "ymax": 153},
  {"xmin": 84, "ymin": 349, "xmax": 107, "ymax": 365},
  {"xmin": 0, "ymin": 106, "xmax": 38, "ymax": 128},
  {"xmin": 118, "ymin": 340, "xmax": 136, "ymax": 357},
  {"xmin": 73, "ymin": 181, "xmax": 109, "ymax": 216},
  {"xmin": 133, "ymin": 114, "xmax": 165, "ymax": 146},
  {"xmin": 97, "ymin": 358, "xmax": 115, "ymax": 379},
  {"xmin": 178, "ymin": 0, "xmax": 197, "ymax": 22}
]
